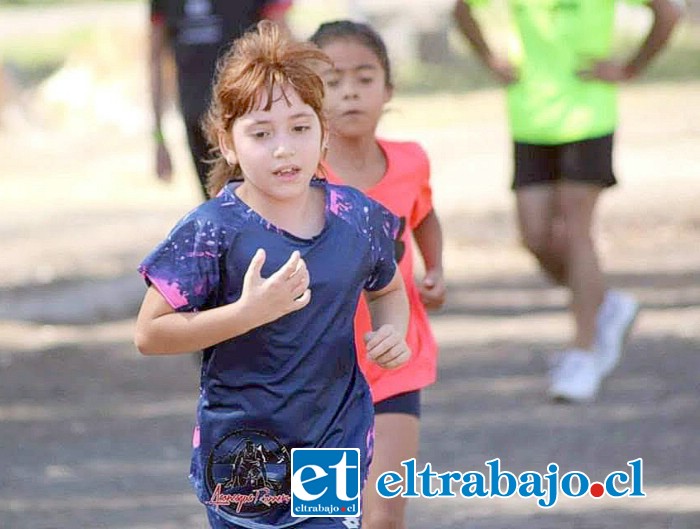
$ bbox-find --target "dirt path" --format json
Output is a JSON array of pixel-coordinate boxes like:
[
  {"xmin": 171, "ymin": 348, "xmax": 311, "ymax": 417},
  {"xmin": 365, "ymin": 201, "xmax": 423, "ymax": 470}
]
[{"xmin": 0, "ymin": 15, "xmax": 699, "ymax": 527}]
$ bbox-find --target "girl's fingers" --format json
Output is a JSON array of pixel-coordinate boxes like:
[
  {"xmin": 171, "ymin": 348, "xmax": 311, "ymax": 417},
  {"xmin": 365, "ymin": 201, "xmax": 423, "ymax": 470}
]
[
  {"xmin": 292, "ymin": 275, "xmax": 310, "ymax": 299},
  {"xmin": 270, "ymin": 251, "xmax": 301, "ymax": 281},
  {"xmin": 376, "ymin": 345, "xmax": 410, "ymax": 369},
  {"xmin": 244, "ymin": 248, "xmax": 266, "ymax": 282},
  {"xmin": 283, "ymin": 251, "xmax": 302, "ymax": 278},
  {"xmin": 364, "ymin": 325, "xmax": 393, "ymax": 353},
  {"xmin": 367, "ymin": 332, "xmax": 400, "ymax": 361},
  {"xmin": 292, "ymin": 263, "xmax": 310, "ymax": 288},
  {"xmin": 291, "ymin": 289, "xmax": 312, "ymax": 310},
  {"xmin": 290, "ymin": 256, "xmax": 307, "ymax": 278}
]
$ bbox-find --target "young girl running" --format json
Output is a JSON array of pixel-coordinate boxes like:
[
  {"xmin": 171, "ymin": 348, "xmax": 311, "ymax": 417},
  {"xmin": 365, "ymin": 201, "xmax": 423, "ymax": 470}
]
[
  {"xmin": 134, "ymin": 21, "xmax": 411, "ymax": 529},
  {"xmin": 310, "ymin": 21, "xmax": 445, "ymax": 529}
]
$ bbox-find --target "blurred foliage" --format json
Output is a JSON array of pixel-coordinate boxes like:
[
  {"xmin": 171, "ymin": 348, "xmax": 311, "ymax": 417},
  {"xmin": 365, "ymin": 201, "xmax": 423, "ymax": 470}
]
[
  {"xmin": 1, "ymin": 28, "xmax": 93, "ymax": 65},
  {"xmin": 0, "ymin": 27, "xmax": 94, "ymax": 86},
  {"xmin": 397, "ymin": 25, "xmax": 700, "ymax": 95},
  {"xmin": 1, "ymin": 1, "xmax": 698, "ymax": 94},
  {"xmin": 397, "ymin": 57, "xmax": 498, "ymax": 95}
]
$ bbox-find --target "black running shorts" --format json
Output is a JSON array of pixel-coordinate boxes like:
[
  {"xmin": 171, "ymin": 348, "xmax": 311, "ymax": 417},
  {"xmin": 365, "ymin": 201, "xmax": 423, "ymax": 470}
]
[
  {"xmin": 512, "ymin": 133, "xmax": 616, "ymax": 189},
  {"xmin": 374, "ymin": 390, "xmax": 421, "ymax": 418}
]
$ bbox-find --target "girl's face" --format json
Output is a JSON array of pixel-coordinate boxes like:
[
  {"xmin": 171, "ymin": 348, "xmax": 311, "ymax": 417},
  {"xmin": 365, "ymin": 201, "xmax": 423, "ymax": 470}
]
[
  {"xmin": 220, "ymin": 85, "xmax": 324, "ymax": 203},
  {"xmin": 320, "ymin": 38, "xmax": 392, "ymax": 139}
]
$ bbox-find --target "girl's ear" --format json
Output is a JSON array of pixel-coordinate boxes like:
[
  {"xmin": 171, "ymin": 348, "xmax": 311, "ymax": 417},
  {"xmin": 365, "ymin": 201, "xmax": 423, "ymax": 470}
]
[
  {"xmin": 317, "ymin": 131, "xmax": 330, "ymax": 177},
  {"xmin": 218, "ymin": 131, "xmax": 237, "ymax": 166},
  {"xmin": 383, "ymin": 84, "xmax": 394, "ymax": 105}
]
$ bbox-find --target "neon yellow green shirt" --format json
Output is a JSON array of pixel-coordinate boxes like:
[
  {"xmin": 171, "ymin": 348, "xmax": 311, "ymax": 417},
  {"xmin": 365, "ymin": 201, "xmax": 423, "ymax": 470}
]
[{"xmin": 466, "ymin": 0, "xmax": 648, "ymax": 144}]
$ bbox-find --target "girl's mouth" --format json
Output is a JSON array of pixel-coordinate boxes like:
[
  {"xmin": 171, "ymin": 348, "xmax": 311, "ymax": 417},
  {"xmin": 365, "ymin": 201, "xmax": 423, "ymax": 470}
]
[{"xmin": 273, "ymin": 165, "xmax": 301, "ymax": 178}]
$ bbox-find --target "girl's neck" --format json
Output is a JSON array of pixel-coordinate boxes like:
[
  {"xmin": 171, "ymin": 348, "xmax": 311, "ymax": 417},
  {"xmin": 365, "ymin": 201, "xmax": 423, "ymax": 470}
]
[
  {"xmin": 236, "ymin": 183, "xmax": 325, "ymax": 239},
  {"xmin": 326, "ymin": 134, "xmax": 386, "ymax": 191}
]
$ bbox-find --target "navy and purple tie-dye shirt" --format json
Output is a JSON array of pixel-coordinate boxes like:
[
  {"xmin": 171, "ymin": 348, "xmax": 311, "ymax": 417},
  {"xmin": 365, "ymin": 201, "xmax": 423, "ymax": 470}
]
[{"xmin": 139, "ymin": 179, "xmax": 400, "ymax": 528}]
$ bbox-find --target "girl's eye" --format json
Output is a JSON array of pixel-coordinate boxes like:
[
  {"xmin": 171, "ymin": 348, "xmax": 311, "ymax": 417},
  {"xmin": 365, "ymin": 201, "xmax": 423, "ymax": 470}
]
[
  {"xmin": 326, "ymin": 79, "xmax": 340, "ymax": 88},
  {"xmin": 293, "ymin": 125, "xmax": 311, "ymax": 133},
  {"xmin": 359, "ymin": 77, "xmax": 374, "ymax": 84},
  {"xmin": 252, "ymin": 131, "xmax": 269, "ymax": 138}
]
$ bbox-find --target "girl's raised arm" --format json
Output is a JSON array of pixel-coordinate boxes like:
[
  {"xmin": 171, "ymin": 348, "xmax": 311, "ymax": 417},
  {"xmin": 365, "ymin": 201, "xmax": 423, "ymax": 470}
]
[
  {"xmin": 135, "ymin": 249, "xmax": 311, "ymax": 355},
  {"xmin": 134, "ymin": 287, "xmax": 260, "ymax": 355}
]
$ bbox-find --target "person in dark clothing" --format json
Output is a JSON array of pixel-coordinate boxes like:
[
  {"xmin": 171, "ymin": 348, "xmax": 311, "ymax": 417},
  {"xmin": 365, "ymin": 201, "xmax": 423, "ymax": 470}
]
[{"xmin": 149, "ymin": 0, "xmax": 292, "ymax": 198}]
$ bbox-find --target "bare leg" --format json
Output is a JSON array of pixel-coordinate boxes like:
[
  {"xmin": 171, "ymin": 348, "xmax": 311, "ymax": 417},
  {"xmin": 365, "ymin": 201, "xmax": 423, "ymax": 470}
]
[
  {"xmin": 557, "ymin": 182, "xmax": 605, "ymax": 350},
  {"xmin": 515, "ymin": 186, "xmax": 568, "ymax": 286},
  {"xmin": 362, "ymin": 413, "xmax": 419, "ymax": 529}
]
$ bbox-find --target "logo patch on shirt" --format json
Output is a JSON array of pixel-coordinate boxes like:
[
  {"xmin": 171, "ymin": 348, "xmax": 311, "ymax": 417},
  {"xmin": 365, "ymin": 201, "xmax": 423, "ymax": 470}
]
[
  {"xmin": 205, "ymin": 429, "xmax": 291, "ymax": 518},
  {"xmin": 290, "ymin": 448, "xmax": 361, "ymax": 517}
]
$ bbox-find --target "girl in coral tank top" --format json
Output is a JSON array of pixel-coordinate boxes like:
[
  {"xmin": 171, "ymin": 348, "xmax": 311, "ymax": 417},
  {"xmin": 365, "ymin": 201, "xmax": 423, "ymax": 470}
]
[{"xmin": 311, "ymin": 20, "xmax": 446, "ymax": 529}]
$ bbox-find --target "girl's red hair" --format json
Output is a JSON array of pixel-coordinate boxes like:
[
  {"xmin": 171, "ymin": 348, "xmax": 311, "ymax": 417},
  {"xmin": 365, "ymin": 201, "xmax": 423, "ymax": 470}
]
[{"xmin": 203, "ymin": 21, "xmax": 331, "ymax": 197}]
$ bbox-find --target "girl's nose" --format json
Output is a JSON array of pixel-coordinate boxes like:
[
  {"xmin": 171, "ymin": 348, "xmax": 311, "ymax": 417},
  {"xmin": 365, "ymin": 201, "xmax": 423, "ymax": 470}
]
[
  {"xmin": 273, "ymin": 144, "xmax": 296, "ymax": 158},
  {"xmin": 341, "ymin": 79, "xmax": 359, "ymax": 100}
]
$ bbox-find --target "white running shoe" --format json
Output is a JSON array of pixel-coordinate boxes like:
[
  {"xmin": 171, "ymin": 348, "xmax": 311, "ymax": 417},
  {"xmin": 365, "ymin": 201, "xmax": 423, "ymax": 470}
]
[
  {"xmin": 548, "ymin": 349, "xmax": 601, "ymax": 403},
  {"xmin": 596, "ymin": 290, "xmax": 640, "ymax": 377}
]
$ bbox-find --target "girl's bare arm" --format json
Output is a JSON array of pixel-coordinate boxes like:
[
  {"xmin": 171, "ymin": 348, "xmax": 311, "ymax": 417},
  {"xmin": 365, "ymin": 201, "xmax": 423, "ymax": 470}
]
[
  {"xmin": 135, "ymin": 249, "xmax": 310, "ymax": 355},
  {"xmin": 364, "ymin": 270, "xmax": 411, "ymax": 369}
]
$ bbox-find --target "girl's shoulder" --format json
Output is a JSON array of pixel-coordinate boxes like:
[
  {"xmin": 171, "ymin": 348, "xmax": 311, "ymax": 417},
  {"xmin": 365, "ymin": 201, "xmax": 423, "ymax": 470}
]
[
  {"xmin": 377, "ymin": 138, "xmax": 430, "ymax": 165},
  {"xmin": 168, "ymin": 185, "xmax": 250, "ymax": 238},
  {"xmin": 323, "ymin": 181, "xmax": 399, "ymax": 250},
  {"xmin": 324, "ymin": 180, "xmax": 370, "ymax": 206},
  {"xmin": 324, "ymin": 181, "xmax": 389, "ymax": 220},
  {"xmin": 377, "ymin": 139, "xmax": 431, "ymax": 188}
]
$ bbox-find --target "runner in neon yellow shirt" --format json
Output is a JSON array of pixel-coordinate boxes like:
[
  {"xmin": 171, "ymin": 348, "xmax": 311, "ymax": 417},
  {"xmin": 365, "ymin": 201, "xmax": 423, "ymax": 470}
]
[{"xmin": 454, "ymin": 0, "xmax": 682, "ymax": 402}]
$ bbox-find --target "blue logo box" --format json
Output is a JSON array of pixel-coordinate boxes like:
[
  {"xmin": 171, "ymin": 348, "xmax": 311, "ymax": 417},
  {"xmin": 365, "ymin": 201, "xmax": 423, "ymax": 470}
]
[{"xmin": 291, "ymin": 448, "xmax": 361, "ymax": 517}]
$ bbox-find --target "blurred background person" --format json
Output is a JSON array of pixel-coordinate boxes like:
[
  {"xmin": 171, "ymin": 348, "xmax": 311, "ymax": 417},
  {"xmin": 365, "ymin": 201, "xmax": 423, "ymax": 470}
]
[
  {"xmin": 149, "ymin": 0, "xmax": 292, "ymax": 198},
  {"xmin": 453, "ymin": 0, "xmax": 683, "ymax": 403}
]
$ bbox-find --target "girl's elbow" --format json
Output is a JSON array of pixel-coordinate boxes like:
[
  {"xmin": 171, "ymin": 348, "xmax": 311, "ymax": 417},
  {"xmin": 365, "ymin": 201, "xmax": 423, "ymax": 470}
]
[{"xmin": 134, "ymin": 328, "xmax": 159, "ymax": 355}]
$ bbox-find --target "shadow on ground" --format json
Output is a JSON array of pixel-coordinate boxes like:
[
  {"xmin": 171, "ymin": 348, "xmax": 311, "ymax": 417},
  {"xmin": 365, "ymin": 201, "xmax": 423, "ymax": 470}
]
[{"xmin": 0, "ymin": 267, "xmax": 698, "ymax": 528}]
